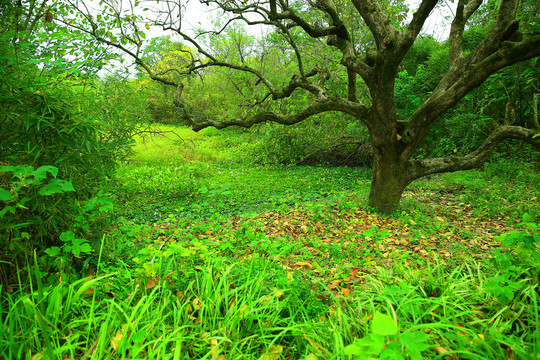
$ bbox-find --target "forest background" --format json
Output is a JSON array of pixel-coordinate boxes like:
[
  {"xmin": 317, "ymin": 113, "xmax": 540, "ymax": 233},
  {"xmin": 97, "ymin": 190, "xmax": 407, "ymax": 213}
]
[{"xmin": 0, "ymin": 0, "xmax": 539, "ymax": 358}]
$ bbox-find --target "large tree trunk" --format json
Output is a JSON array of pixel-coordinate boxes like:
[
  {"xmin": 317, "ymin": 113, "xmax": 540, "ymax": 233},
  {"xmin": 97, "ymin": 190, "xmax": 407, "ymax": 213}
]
[
  {"xmin": 368, "ymin": 154, "xmax": 409, "ymax": 213},
  {"xmin": 367, "ymin": 125, "xmax": 410, "ymax": 213}
]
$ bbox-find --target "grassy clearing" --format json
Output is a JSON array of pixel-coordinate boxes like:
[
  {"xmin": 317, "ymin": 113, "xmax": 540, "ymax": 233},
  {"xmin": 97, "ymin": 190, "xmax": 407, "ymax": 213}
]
[
  {"xmin": 129, "ymin": 125, "xmax": 240, "ymax": 165},
  {"xmin": 2, "ymin": 125, "xmax": 539, "ymax": 359}
]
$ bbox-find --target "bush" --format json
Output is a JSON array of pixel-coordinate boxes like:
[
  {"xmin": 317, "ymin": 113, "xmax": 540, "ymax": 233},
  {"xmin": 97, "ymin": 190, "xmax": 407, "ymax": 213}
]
[
  {"xmin": 238, "ymin": 115, "xmax": 372, "ymax": 167},
  {"xmin": 0, "ymin": 41, "xmax": 137, "ymax": 283},
  {"xmin": 0, "ymin": 165, "xmax": 114, "ymax": 284}
]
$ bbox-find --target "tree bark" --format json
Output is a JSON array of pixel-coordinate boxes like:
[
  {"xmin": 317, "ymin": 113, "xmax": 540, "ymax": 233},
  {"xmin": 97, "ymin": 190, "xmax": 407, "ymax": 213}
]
[{"xmin": 368, "ymin": 153, "xmax": 408, "ymax": 213}]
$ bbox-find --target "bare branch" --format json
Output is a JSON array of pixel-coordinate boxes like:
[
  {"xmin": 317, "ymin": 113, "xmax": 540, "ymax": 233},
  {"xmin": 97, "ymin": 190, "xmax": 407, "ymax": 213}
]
[
  {"xmin": 179, "ymin": 97, "xmax": 369, "ymax": 131},
  {"xmin": 407, "ymin": 125, "xmax": 540, "ymax": 180},
  {"xmin": 448, "ymin": 0, "xmax": 483, "ymax": 63},
  {"xmin": 397, "ymin": 0, "xmax": 439, "ymax": 60},
  {"xmin": 350, "ymin": 0, "xmax": 399, "ymax": 50}
]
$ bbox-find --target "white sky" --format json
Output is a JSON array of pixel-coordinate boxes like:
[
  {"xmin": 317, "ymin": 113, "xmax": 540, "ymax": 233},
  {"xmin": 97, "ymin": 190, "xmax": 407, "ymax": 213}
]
[
  {"xmin": 102, "ymin": 0, "xmax": 456, "ymax": 76},
  {"xmin": 148, "ymin": 0, "xmax": 456, "ymax": 39}
]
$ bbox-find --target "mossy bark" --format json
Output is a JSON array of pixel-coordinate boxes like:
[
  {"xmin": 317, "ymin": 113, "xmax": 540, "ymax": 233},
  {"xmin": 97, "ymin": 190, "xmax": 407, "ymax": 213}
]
[{"xmin": 367, "ymin": 151, "xmax": 408, "ymax": 214}]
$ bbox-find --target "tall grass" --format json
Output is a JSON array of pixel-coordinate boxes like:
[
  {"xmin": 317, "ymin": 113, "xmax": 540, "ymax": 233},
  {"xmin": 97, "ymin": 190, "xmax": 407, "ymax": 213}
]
[{"xmin": 3, "ymin": 252, "xmax": 538, "ymax": 359}]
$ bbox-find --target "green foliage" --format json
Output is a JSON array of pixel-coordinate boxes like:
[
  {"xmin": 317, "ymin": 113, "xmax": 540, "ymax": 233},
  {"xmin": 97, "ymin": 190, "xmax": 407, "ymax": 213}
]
[
  {"xmin": 489, "ymin": 213, "xmax": 540, "ymax": 292},
  {"xmin": 134, "ymin": 37, "xmax": 196, "ymax": 124},
  {"xmin": 344, "ymin": 311, "xmax": 430, "ymax": 360},
  {"xmin": 0, "ymin": 41, "xmax": 135, "ymax": 191},
  {"xmin": 483, "ymin": 149, "xmax": 539, "ymax": 182},
  {"xmin": 0, "ymin": 7, "xmax": 139, "ymax": 282},
  {"xmin": 398, "ymin": 35, "xmax": 538, "ymax": 161},
  {"xmin": 2, "ymin": 124, "xmax": 539, "ymax": 359},
  {"xmin": 237, "ymin": 116, "xmax": 372, "ymax": 166},
  {"xmin": 0, "ymin": 165, "xmax": 74, "ymax": 276},
  {"xmin": 0, "ymin": 163, "xmax": 114, "ymax": 283},
  {"xmin": 401, "ymin": 36, "xmax": 443, "ymax": 76}
]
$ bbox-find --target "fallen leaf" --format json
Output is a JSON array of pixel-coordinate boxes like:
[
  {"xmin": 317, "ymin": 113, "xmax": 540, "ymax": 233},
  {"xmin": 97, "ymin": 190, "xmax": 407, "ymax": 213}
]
[
  {"xmin": 146, "ymin": 277, "xmax": 157, "ymax": 290},
  {"xmin": 210, "ymin": 338, "xmax": 225, "ymax": 359},
  {"xmin": 262, "ymin": 345, "xmax": 283, "ymax": 360},
  {"xmin": 506, "ymin": 346, "xmax": 514, "ymax": 360},
  {"xmin": 287, "ymin": 271, "xmax": 294, "ymax": 282},
  {"xmin": 433, "ymin": 346, "xmax": 457, "ymax": 360},
  {"xmin": 292, "ymin": 261, "xmax": 313, "ymax": 269},
  {"xmin": 110, "ymin": 325, "xmax": 126, "ymax": 351}
]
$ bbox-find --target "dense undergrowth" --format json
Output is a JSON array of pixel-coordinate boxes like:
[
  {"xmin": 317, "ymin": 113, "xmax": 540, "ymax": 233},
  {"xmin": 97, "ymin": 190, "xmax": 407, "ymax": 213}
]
[{"xmin": 2, "ymin": 125, "xmax": 539, "ymax": 359}]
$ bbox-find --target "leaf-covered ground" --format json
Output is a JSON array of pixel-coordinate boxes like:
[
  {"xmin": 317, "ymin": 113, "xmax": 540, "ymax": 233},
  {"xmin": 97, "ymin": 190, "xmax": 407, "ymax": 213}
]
[{"xmin": 146, "ymin": 184, "xmax": 527, "ymax": 296}]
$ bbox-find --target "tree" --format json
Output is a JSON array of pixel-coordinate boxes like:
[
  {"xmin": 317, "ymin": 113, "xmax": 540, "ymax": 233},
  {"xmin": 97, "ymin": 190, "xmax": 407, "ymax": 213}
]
[{"xmin": 65, "ymin": 0, "xmax": 540, "ymax": 212}]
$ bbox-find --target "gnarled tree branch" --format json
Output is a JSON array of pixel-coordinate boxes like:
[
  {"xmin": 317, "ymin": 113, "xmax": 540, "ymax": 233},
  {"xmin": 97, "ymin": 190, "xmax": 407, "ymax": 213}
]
[
  {"xmin": 178, "ymin": 97, "xmax": 370, "ymax": 131},
  {"xmin": 407, "ymin": 125, "xmax": 540, "ymax": 180}
]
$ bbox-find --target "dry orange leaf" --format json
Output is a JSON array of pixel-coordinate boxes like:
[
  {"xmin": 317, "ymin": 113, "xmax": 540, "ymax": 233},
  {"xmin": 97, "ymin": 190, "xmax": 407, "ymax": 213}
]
[
  {"xmin": 433, "ymin": 346, "xmax": 458, "ymax": 360},
  {"xmin": 110, "ymin": 325, "xmax": 126, "ymax": 351},
  {"xmin": 506, "ymin": 346, "xmax": 515, "ymax": 360},
  {"xmin": 210, "ymin": 338, "xmax": 222, "ymax": 359},
  {"xmin": 145, "ymin": 277, "xmax": 157, "ymax": 290},
  {"xmin": 293, "ymin": 261, "xmax": 313, "ymax": 268},
  {"xmin": 262, "ymin": 345, "xmax": 284, "ymax": 360},
  {"xmin": 240, "ymin": 304, "xmax": 249, "ymax": 313},
  {"xmin": 287, "ymin": 271, "xmax": 294, "ymax": 282}
]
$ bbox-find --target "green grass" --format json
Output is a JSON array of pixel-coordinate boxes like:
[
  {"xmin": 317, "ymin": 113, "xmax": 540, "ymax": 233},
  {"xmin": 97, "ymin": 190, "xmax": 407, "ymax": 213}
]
[
  {"xmin": 2, "ymin": 125, "xmax": 539, "ymax": 359},
  {"xmin": 3, "ymin": 254, "xmax": 538, "ymax": 359},
  {"xmin": 128, "ymin": 125, "xmax": 240, "ymax": 165}
]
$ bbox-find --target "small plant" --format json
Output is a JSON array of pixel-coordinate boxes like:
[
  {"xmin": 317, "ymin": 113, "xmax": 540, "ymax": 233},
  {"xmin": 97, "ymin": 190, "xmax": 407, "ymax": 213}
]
[
  {"xmin": 1, "ymin": 165, "xmax": 75, "ymax": 279},
  {"xmin": 492, "ymin": 213, "xmax": 539, "ymax": 270},
  {"xmin": 485, "ymin": 213, "xmax": 539, "ymax": 304},
  {"xmin": 344, "ymin": 311, "xmax": 430, "ymax": 359}
]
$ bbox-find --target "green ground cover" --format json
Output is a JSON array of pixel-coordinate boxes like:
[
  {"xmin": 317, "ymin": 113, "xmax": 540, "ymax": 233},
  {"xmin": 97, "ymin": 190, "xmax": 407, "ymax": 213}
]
[{"xmin": 2, "ymin": 125, "xmax": 539, "ymax": 360}]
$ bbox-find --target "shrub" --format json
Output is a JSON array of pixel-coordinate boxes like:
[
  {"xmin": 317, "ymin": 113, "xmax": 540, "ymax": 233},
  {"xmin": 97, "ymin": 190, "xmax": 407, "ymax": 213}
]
[{"xmin": 239, "ymin": 115, "xmax": 372, "ymax": 167}]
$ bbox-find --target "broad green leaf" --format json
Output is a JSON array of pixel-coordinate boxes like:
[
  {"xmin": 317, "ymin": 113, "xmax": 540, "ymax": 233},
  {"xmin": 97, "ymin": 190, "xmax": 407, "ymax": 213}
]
[
  {"xmin": 372, "ymin": 311, "xmax": 398, "ymax": 336},
  {"xmin": 44, "ymin": 247, "xmax": 61, "ymax": 257},
  {"xmin": 79, "ymin": 243, "xmax": 93, "ymax": 254},
  {"xmin": 381, "ymin": 342, "xmax": 405, "ymax": 360},
  {"xmin": 0, "ymin": 165, "xmax": 16, "ymax": 173},
  {"xmin": 0, "ymin": 205, "xmax": 16, "ymax": 217},
  {"xmin": 61, "ymin": 181, "xmax": 75, "ymax": 192},
  {"xmin": 400, "ymin": 332, "xmax": 430, "ymax": 360},
  {"xmin": 363, "ymin": 229, "xmax": 374, "ymax": 237},
  {"xmin": 35, "ymin": 165, "xmax": 59, "ymax": 178},
  {"xmin": 39, "ymin": 179, "xmax": 74, "ymax": 195},
  {"xmin": 0, "ymin": 188, "xmax": 12, "ymax": 202},
  {"xmin": 344, "ymin": 334, "xmax": 385, "ymax": 357},
  {"xmin": 39, "ymin": 181, "xmax": 64, "ymax": 195},
  {"xmin": 8, "ymin": 165, "xmax": 33, "ymax": 179},
  {"xmin": 60, "ymin": 231, "xmax": 76, "ymax": 242}
]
